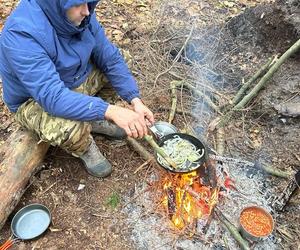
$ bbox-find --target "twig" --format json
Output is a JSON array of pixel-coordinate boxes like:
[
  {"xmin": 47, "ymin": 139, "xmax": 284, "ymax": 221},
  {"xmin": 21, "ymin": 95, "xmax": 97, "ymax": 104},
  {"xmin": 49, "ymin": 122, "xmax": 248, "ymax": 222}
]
[
  {"xmin": 134, "ymin": 159, "xmax": 152, "ymax": 174},
  {"xmin": 39, "ymin": 181, "xmax": 57, "ymax": 195},
  {"xmin": 175, "ymin": 81, "xmax": 222, "ymax": 114},
  {"xmin": 215, "ymin": 209, "xmax": 250, "ymax": 250},
  {"xmin": 153, "ymin": 24, "xmax": 195, "ymax": 86},
  {"xmin": 157, "ymin": 106, "xmax": 196, "ymax": 118},
  {"xmin": 168, "ymin": 81, "xmax": 178, "ymax": 123}
]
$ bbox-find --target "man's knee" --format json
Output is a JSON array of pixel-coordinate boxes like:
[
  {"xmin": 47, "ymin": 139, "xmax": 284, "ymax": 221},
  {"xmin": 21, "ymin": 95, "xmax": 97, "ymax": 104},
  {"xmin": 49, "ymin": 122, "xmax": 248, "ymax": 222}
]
[
  {"xmin": 47, "ymin": 120, "xmax": 92, "ymax": 157},
  {"xmin": 16, "ymin": 101, "xmax": 92, "ymax": 156}
]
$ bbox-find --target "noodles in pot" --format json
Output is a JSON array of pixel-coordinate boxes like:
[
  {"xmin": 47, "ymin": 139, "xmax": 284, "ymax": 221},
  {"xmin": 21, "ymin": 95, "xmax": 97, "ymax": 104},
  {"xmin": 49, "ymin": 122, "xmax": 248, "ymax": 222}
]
[{"xmin": 157, "ymin": 135, "xmax": 204, "ymax": 170}]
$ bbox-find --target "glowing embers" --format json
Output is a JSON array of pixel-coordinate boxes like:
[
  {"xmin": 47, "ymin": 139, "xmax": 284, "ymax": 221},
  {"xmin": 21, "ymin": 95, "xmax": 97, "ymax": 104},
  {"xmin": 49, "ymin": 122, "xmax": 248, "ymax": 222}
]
[{"xmin": 160, "ymin": 170, "xmax": 219, "ymax": 230}]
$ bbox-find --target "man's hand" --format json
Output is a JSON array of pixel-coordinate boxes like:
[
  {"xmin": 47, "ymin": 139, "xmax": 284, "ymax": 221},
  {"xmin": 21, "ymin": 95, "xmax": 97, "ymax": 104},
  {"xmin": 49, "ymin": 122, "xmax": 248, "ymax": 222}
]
[
  {"xmin": 104, "ymin": 104, "xmax": 148, "ymax": 138},
  {"xmin": 130, "ymin": 98, "xmax": 154, "ymax": 126}
]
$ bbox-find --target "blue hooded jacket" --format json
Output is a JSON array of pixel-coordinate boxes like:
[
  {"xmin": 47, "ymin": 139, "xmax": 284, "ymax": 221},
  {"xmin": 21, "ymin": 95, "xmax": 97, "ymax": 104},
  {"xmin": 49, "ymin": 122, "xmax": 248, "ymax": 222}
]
[{"xmin": 0, "ymin": 0, "xmax": 140, "ymax": 121}]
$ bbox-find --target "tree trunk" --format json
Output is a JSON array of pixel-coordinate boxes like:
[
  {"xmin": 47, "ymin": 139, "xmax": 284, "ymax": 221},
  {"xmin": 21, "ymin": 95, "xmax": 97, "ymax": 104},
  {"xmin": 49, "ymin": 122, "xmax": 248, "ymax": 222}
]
[{"xmin": 0, "ymin": 128, "xmax": 49, "ymax": 229}]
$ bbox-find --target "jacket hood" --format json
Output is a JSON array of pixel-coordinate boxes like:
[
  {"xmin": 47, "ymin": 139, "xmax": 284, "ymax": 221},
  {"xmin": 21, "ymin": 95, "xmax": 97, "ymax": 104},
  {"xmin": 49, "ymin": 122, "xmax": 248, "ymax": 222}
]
[{"xmin": 35, "ymin": 0, "xmax": 99, "ymax": 37}]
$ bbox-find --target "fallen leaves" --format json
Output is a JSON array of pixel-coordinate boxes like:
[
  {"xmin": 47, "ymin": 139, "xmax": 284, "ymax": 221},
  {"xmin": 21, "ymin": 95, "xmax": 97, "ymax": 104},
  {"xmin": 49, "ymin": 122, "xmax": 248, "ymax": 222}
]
[{"xmin": 96, "ymin": 0, "xmax": 154, "ymax": 46}]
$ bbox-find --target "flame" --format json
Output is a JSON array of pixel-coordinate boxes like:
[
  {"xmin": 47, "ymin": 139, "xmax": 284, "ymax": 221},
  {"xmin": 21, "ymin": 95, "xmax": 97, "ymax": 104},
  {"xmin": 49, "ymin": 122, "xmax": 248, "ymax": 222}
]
[{"xmin": 161, "ymin": 170, "xmax": 219, "ymax": 229}]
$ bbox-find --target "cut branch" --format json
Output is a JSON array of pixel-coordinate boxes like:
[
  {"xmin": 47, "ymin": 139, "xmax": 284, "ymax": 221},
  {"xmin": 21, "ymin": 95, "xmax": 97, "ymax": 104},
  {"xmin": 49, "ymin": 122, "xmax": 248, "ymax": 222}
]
[
  {"xmin": 215, "ymin": 209, "xmax": 250, "ymax": 250},
  {"xmin": 143, "ymin": 135, "xmax": 178, "ymax": 169},
  {"xmin": 126, "ymin": 137, "xmax": 154, "ymax": 161}
]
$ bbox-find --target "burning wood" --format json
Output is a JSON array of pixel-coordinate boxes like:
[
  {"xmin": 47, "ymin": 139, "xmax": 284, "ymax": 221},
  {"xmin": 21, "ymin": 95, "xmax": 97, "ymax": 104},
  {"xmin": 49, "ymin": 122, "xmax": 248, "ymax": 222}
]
[
  {"xmin": 159, "ymin": 160, "xmax": 219, "ymax": 230},
  {"xmin": 166, "ymin": 187, "xmax": 176, "ymax": 219}
]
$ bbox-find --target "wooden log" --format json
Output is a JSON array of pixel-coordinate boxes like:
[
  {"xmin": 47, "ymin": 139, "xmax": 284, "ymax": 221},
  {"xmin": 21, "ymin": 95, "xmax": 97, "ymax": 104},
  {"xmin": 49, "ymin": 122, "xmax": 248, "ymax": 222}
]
[
  {"xmin": 167, "ymin": 187, "xmax": 176, "ymax": 219},
  {"xmin": 0, "ymin": 128, "xmax": 49, "ymax": 230},
  {"xmin": 271, "ymin": 170, "xmax": 300, "ymax": 211}
]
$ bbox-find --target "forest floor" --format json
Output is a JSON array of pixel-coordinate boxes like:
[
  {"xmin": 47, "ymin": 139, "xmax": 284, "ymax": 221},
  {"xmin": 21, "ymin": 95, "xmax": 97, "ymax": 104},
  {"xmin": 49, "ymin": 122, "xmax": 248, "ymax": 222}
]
[{"xmin": 0, "ymin": 0, "xmax": 299, "ymax": 249}]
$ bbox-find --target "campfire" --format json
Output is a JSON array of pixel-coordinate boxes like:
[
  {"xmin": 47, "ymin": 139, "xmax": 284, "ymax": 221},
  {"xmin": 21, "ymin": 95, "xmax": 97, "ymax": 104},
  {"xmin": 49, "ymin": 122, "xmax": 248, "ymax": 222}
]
[
  {"xmin": 125, "ymin": 153, "xmax": 279, "ymax": 249},
  {"xmin": 158, "ymin": 159, "xmax": 220, "ymax": 230}
]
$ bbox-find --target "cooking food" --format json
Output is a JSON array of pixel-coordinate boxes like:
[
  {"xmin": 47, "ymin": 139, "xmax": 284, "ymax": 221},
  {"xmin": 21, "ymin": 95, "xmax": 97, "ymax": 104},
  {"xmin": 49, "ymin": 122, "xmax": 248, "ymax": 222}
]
[
  {"xmin": 157, "ymin": 135, "xmax": 204, "ymax": 170},
  {"xmin": 240, "ymin": 207, "xmax": 273, "ymax": 237}
]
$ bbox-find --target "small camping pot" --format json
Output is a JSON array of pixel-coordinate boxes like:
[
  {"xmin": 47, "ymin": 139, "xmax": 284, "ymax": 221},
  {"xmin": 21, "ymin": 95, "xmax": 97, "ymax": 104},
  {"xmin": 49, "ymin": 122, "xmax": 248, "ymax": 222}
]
[{"xmin": 239, "ymin": 206, "xmax": 274, "ymax": 242}]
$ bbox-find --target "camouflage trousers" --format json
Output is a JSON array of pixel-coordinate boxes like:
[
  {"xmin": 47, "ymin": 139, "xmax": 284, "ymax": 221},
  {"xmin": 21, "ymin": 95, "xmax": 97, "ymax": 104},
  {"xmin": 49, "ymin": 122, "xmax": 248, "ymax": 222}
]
[{"xmin": 15, "ymin": 50, "xmax": 133, "ymax": 157}]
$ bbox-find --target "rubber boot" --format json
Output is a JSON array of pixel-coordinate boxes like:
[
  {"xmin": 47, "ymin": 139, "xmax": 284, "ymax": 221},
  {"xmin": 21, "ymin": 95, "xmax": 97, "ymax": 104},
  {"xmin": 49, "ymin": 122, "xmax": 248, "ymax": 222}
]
[
  {"xmin": 91, "ymin": 120, "xmax": 126, "ymax": 139},
  {"xmin": 80, "ymin": 138, "xmax": 112, "ymax": 178}
]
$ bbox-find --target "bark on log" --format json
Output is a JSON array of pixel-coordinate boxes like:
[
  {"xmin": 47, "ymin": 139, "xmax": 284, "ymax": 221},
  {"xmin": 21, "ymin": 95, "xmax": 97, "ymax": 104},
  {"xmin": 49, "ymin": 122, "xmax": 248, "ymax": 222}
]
[
  {"xmin": 0, "ymin": 128, "xmax": 49, "ymax": 230},
  {"xmin": 271, "ymin": 169, "xmax": 300, "ymax": 211}
]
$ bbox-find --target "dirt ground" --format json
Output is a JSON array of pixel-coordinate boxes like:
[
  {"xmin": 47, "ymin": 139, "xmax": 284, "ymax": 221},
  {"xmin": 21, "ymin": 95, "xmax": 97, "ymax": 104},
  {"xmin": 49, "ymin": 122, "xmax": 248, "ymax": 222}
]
[{"xmin": 0, "ymin": 0, "xmax": 299, "ymax": 249}]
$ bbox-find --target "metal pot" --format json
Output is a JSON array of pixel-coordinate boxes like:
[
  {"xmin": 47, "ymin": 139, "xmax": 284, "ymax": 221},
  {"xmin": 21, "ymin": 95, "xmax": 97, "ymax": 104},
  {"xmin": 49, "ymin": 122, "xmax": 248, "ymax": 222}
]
[
  {"xmin": 239, "ymin": 206, "xmax": 274, "ymax": 242},
  {"xmin": 149, "ymin": 122, "xmax": 207, "ymax": 173},
  {"xmin": 156, "ymin": 133, "xmax": 207, "ymax": 173}
]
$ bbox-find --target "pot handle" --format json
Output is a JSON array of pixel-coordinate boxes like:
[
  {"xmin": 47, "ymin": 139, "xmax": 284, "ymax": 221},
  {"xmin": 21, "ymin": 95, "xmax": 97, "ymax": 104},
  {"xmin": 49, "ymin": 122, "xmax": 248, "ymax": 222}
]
[
  {"xmin": 0, "ymin": 236, "xmax": 17, "ymax": 250},
  {"xmin": 148, "ymin": 125, "xmax": 164, "ymax": 140}
]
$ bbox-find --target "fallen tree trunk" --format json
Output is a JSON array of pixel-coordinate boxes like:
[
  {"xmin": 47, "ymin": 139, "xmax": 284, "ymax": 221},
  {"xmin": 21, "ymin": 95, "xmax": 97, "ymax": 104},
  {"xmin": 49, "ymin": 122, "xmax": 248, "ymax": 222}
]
[{"xmin": 0, "ymin": 128, "xmax": 49, "ymax": 230}]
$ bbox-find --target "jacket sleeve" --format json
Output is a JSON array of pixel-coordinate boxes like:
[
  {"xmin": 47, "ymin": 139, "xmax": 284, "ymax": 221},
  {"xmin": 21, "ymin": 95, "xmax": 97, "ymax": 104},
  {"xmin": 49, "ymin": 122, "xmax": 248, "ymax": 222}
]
[
  {"xmin": 2, "ymin": 29, "xmax": 109, "ymax": 121},
  {"xmin": 90, "ymin": 15, "xmax": 140, "ymax": 103}
]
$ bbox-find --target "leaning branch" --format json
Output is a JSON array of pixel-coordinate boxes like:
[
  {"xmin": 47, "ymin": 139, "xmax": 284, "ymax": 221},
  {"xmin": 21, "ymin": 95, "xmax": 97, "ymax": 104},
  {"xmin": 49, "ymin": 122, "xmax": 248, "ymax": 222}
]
[
  {"xmin": 234, "ymin": 38, "xmax": 300, "ymax": 110},
  {"xmin": 217, "ymin": 38, "xmax": 300, "ymax": 129},
  {"xmin": 231, "ymin": 56, "xmax": 276, "ymax": 106}
]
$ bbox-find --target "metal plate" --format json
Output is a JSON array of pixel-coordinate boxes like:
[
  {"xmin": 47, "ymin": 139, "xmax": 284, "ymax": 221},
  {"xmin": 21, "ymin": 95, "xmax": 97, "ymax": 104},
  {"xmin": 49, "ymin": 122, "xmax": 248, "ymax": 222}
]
[{"xmin": 11, "ymin": 204, "xmax": 51, "ymax": 240}]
